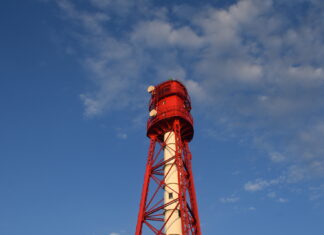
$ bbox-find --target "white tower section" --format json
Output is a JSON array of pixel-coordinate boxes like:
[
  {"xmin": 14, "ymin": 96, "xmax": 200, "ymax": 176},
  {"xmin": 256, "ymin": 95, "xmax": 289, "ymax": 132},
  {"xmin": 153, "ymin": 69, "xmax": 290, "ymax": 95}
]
[{"xmin": 164, "ymin": 131, "xmax": 182, "ymax": 235}]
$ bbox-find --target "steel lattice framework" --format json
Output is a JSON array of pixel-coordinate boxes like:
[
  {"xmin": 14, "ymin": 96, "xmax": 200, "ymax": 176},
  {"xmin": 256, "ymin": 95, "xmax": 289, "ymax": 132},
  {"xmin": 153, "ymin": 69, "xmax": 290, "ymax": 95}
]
[{"xmin": 136, "ymin": 80, "xmax": 201, "ymax": 235}]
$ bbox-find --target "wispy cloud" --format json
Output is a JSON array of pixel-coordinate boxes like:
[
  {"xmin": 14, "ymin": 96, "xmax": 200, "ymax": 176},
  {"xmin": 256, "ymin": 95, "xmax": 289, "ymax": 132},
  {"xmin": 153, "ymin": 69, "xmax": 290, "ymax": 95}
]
[
  {"xmin": 219, "ymin": 195, "xmax": 240, "ymax": 203},
  {"xmin": 267, "ymin": 192, "xmax": 277, "ymax": 198},
  {"xmin": 269, "ymin": 152, "xmax": 286, "ymax": 163},
  {"xmin": 244, "ymin": 178, "xmax": 283, "ymax": 192},
  {"xmin": 309, "ymin": 184, "xmax": 324, "ymax": 201},
  {"xmin": 277, "ymin": 198, "xmax": 289, "ymax": 203},
  {"xmin": 55, "ymin": 0, "xmax": 324, "ymax": 186}
]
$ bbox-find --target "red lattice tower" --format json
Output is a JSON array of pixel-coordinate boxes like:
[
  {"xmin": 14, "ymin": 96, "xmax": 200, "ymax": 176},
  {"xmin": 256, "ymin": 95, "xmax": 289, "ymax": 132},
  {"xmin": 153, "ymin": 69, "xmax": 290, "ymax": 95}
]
[{"xmin": 135, "ymin": 80, "xmax": 201, "ymax": 235}]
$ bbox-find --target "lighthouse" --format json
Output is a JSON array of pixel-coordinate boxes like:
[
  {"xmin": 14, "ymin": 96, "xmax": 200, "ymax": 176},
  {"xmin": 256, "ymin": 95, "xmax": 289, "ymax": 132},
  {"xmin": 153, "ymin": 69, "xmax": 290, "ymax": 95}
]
[{"xmin": 136, "ymin": 80, "xmax": 201, "ymax": 235}]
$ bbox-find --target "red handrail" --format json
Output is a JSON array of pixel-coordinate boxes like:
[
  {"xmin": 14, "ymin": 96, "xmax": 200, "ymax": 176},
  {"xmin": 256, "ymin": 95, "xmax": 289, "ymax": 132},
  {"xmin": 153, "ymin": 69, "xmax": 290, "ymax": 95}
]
[{"xmin": 147, "ymin": 105, "xmax": 193, "ymax": 130}]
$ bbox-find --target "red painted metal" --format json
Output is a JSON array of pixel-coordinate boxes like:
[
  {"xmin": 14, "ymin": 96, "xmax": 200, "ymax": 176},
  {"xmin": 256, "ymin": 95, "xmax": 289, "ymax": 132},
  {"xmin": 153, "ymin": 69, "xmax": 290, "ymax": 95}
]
[{"xmin": 136, "ymin": 80, "xmax": 201, "ymax": 235}]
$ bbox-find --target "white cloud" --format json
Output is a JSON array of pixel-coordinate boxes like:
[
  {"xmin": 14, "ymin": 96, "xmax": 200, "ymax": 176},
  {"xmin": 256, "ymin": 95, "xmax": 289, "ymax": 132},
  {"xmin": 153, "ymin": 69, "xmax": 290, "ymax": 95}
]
[
  {"xmin": 244, "ymin": 178, "xmax": 282, "ymax": 192},
  {"xmin": 131, "ymin": 20, "xmax": 203, "ymax": 49},
  {"xmin": 267, "ymin": 192, "xmax": 277, "ymax": 198},
  {"xmin": 117, "ymin": 133, "xmax": 127, "ymax": 139},
  {"xmin": 270, "ymin": 152, "xmax": 286, "ymax": 163},
  {"xmin": 110, "ymin": 233, "xmax": 120, "ymax": 235},
  {"xmin": 116, "ymin": 128, "xmax": 128, "ymax": 140},
  {"xmin": 219, "ymin": 196, "xmax": 240, "ymax": 203},
  {"xmin": 91, "ymin": 0, "xmax": 133, "ymax": 9},
  {"xmin": 235, "ymin": 63, "xmax": 263, "ymax": 82},
  {"xmin": 57, "ymin": 0, "xmax": 109, "ymax": 34},
  {"xmin": 184, "ymin": 80, "xmax": 208, "ymax": 103},
  {"xmin": 309, "ymin": 184, "xmax": 324, "ymax": 201},
  {"xmin": 267, "ymin": 192, "xmax": 289, "ymax": 203},
  {"xmin": 277, "ymin": 198, "xmax": 288, "ymax": 203},
  {"xmin": 244, "ymin": 179, "xmax": 269, "ymax": 192},
  {"xmin": 56, "ymin": 0, "xmax": 324, "ymax": 185},
  {"xmin": 286, "ymin": 165, "xmax": 307, "ymax": 183}
]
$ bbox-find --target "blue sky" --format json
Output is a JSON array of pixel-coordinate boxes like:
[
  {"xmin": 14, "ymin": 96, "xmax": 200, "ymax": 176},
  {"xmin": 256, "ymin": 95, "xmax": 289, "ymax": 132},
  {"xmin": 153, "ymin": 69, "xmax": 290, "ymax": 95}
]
[{"xmin": 1, "ymin": 0, "xmax": 324, "ymax": 234}]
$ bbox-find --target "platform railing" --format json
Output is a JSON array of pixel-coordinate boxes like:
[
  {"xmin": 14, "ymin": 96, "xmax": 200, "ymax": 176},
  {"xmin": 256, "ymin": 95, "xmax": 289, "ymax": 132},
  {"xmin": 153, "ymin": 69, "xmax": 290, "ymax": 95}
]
[{"xmin": 147, "ymin": 105, "xmax": 193, "ymax": 130}]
